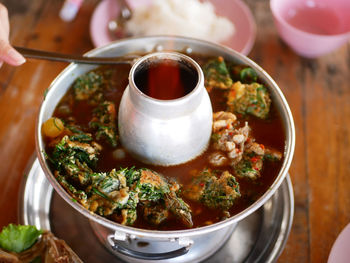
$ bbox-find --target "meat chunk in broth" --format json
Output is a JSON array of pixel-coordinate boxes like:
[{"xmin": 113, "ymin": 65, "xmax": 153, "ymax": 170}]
[{"xmin": 210, "ymin": 112, "xmax": 250, "ymax": 166}]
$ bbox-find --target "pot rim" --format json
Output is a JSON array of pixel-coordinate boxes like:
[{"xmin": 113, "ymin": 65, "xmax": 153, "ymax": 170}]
[{"xmin": 36, "ymin": 35, "xmax": 295, "ymax": 239}]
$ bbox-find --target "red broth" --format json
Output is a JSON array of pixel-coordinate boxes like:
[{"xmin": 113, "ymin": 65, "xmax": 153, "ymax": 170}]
[
  {"xmin": 49, "ymin": 54, "xmax": 285, "ymax": 230},
  {"xmin": 134, "ymin": 59, "xmax": 198, "ymax": 100}
]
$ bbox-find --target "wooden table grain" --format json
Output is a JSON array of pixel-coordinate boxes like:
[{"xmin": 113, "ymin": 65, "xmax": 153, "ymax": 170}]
[{"xmin": 0, "ymin": 0, "xmax": 349, "ymax": 262}]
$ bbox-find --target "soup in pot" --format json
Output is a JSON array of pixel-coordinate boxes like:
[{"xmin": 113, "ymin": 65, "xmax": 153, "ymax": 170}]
[{"xmin": 42, "ymin": 54, "xmax": 285, "ymax": 230}]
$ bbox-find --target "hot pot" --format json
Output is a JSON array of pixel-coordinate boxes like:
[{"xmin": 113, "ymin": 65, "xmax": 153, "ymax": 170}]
[{"xmin": 36, "ymin": 36, "xmax": 295, "ymax": 262}]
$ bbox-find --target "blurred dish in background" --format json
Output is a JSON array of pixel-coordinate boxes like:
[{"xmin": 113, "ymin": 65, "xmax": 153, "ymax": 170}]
[
  {"xmin": 124, "ymin": 0, "xmax": 235, "ymax": 44},
  {"xmin": 270, "ymin": 0, "xmax": 350, "ymax": 58},
  {"xmin": 328, "ymin": 223, "xmax": 350, "ymax": 263},
  {"xmin": 90, "ymin": 0, "xmax": 256, "ymax": 55}
]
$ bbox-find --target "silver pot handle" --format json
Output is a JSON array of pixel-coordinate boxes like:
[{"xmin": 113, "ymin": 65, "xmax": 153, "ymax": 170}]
[{"xmin": 107, "ymin": 235, "xmax": 193, "ymax": 260}]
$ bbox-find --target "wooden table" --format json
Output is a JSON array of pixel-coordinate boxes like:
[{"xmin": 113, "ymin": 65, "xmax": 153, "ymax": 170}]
[{"xmin": 0, "ymin": 0, "xmax": 349, "ymax": 262}]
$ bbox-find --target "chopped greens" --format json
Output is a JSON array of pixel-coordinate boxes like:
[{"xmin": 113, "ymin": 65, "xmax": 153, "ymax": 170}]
[
  {"xmin": 73, "ymin": 71, "xmax": 103, "ymax": 101},
  {"xmin": 239, "ymin": 67, "xmax": 258, "ymax": 83},
  {"xmin": 137, "ymin": 169, "xmax": 170, "ymax": 201},
  {"xmin": 69, "ymin": 133, "xmax": 93, "ymax": 143},
  {"xmin": 121, "ymin": 209, "xmax": 137, "ymax": 226},
  {"xmin": 185, "ymin": 169, "xmax": 241, "ymax": 210},
  {"xmin": 234, "ymin": 154, "xmax": 263, "ymax": 180},
  {"xmin": 203, "ymin": 56, "xmax": 233, "ymax": 91},
  {"xmin": 89, "ymin": 101, "xmax": 118, "ymax": 147},
  {"xmin": 51, "ymin": 135, "xmax": 99, "ymax": 186},
  {"xmin": 66, "ymin": 125, "xmax": 93, "ymax": 143},
  {"xmin": 56, "ymin": 174, "xmax": 88, "ymax": 206},
  {"xmin": 204, "ymin": 57, "xmax": 270, "ymax": 119},
  {"xmin": 227, "ymin": 82, "xmax": 271, "ymax": 119},
  {"xmin": 165, "ymin": 192, "xmax": 193, "ymax": 227},
  {"xmin": 0, "ymin": 224, "xmax": 42, "ymax": 253},
  {"xmin": 48, "ymin": 131, "xmax": 192, "ymax": 226},
  {"xmin": 143, "ymin": 203, "xmax": 169, "ymax": 225}
]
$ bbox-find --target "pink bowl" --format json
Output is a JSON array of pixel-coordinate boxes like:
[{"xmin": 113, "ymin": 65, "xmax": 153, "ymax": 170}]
[{"xmin": 270, "ymin": 0, "xmax": 350, "ymax": 58}]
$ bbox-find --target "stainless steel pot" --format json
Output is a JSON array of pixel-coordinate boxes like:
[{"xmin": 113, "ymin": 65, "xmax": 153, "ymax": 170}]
[{"xmin": 36, "ymin": 36, "xmax": 295, "ymax": 262}]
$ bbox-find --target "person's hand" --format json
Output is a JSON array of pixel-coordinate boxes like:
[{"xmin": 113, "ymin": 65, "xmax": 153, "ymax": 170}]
[{"xmin": 0, "ymin": 3, "xmax": 25, "ymax": 67}]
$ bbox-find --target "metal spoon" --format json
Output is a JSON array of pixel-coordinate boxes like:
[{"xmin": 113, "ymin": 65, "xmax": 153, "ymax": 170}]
[
  {"xmin": 14, "ymin": 46, "xmax": 139, "ymax": 65},
  {"xmin": 108, "ymin": 0, "xmax": 132, "ymax": 39}
]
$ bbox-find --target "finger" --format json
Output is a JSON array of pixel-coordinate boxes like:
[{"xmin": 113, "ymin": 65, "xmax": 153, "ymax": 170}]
[
  {"xmin": 0, "ymin": 40, "xmax": 25, "ymax": 66},
  {"xmin": 0, "ymin": 3, "xmax": 9, "ymax": 37}
]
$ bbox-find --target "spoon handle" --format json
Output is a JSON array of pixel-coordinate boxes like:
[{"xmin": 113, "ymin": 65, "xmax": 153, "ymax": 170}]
[{"xmin": 14, "ymin": 46, "xmax": 138, "ymax": 65}]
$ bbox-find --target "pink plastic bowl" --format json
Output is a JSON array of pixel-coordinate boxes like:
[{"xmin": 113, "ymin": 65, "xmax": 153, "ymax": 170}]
[{"xmin": 270, "ymin": 0, "xmax": 350, "ymax": 58}]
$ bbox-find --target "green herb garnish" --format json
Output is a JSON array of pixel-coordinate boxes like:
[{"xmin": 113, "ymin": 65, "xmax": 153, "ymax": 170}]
[{"xmin": 0, "ymin": 224, "xmax": 43, "ymax": 253}]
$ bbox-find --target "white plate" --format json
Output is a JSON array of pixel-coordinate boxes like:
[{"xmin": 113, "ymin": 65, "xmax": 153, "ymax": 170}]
[{"xmin": 90, "ymin": 0, "xmax": 256, "ymax": 55}]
